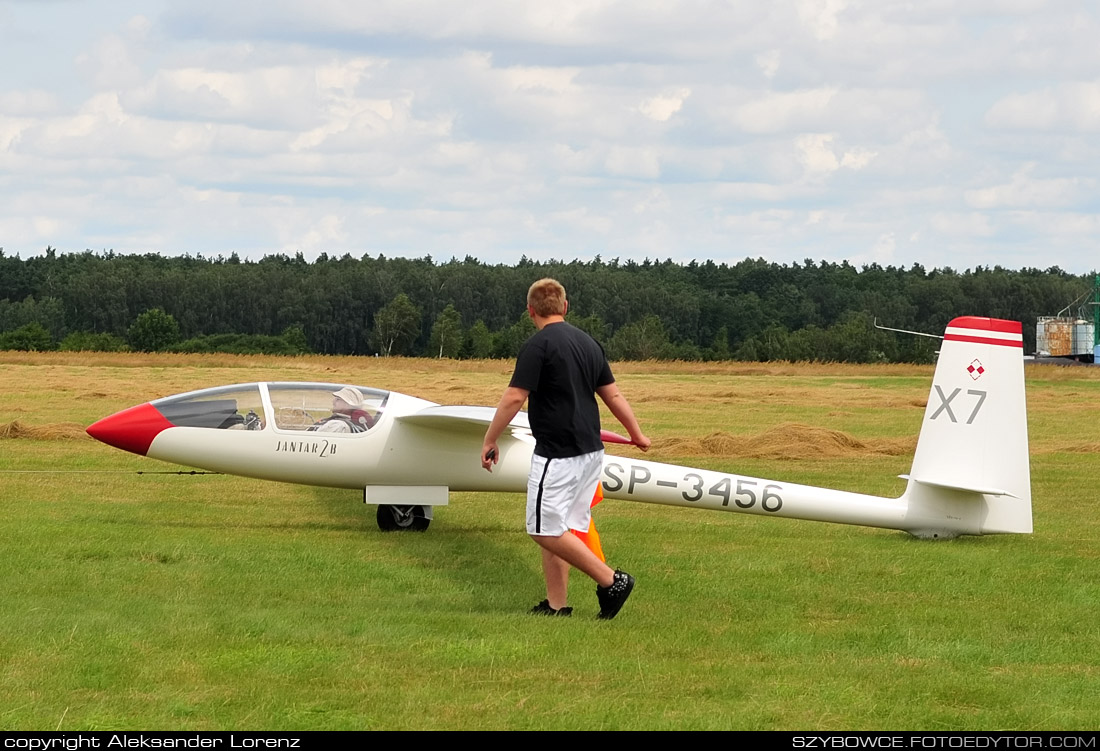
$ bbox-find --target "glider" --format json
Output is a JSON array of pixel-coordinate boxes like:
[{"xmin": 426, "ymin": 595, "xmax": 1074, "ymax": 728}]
[{"xmin": 86, "ymin": 316, "xmax": 1032, "ymax": 539}]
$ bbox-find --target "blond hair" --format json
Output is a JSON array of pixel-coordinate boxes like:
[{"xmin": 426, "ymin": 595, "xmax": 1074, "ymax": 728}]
[{"xmin": 526, "ymin": 278, "xmax": 567, "ymax": 317}]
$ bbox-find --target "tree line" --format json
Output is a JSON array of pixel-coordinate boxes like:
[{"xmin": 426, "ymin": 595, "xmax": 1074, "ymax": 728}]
[{"xmin": 0, "ymin": 248, "xmax": 1094, "ymax": 363}]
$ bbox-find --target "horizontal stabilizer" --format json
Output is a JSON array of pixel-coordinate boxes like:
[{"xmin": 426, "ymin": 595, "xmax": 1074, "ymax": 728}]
[{"xmin": 899, "ymin": 474, "xmax": 1015, "ymax": 498}]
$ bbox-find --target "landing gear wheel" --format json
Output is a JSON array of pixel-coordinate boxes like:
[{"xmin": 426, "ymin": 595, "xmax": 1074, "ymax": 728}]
[{"xmin": 376, "ymin": 504, "xmax": 431, "ymax": 532}]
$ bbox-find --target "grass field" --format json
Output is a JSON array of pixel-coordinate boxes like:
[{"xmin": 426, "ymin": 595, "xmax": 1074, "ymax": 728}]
[{"xmin": 1, "ymin": 353, "xmax": 1099, "ymax": 731}]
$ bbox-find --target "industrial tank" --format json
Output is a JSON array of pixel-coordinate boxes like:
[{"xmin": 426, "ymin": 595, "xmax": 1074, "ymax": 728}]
[{"xmin": 1036, "ymin": 316, "xmax": 1094, "ymax": 357}]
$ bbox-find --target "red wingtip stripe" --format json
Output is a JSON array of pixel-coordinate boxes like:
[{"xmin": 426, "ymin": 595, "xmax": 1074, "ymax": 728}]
[
  {"xmin": 944, "ymin": 317, "xmax": 1023, "ymax": 348},
  {"xmin": 944, "ymin": 333, "xmax": 1024, "ymax": 348},
  {"xmin": 947, "ymin": 317, "xmax": 1022, "ymax": 335}
]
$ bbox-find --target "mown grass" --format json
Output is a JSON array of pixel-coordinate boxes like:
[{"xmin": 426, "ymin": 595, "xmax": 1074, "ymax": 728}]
[{"xmin": 0, "ymin": 354, "xmax": 1098, "ymax": 730}]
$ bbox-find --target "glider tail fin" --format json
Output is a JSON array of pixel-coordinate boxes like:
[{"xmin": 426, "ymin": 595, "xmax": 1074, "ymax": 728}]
[{"xmin": 903, "ymin": 317, "xmax": 1032, "ymax": 537}]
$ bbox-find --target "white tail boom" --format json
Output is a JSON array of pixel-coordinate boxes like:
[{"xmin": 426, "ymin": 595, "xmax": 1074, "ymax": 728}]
[{"xmin": 599, "ymin": 316, "xmax": 1032, "ymax": 539}]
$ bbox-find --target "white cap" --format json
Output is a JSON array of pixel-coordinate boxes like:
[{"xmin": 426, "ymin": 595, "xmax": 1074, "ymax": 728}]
[{"xmin": 332, "ymin": 386, "xmax": 364, "ymax": 407}]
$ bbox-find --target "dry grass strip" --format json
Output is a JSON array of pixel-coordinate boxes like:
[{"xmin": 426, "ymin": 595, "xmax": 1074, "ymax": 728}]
[
  {"xmin": 651, "ymin": 422, "xmax": 916, "ymax": 460},
  {"xmin": 0, "ymin": 420, "xmax": 91, "ymax": 440}
]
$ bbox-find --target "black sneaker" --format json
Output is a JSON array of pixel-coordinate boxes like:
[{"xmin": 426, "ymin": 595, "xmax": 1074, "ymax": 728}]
[
  {"xmin": 596, "ymin": 570, "xmax": 635, "ymax": 620},
  {"xmin": 530, "ymin": 599, "xmax": 573, "ymax": 616}
]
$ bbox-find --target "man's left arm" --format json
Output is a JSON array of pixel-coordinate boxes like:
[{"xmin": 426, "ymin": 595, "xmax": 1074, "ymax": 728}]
[{"xmin": 596, "ymin": 382, "xmax": 650, "ymax": 451}]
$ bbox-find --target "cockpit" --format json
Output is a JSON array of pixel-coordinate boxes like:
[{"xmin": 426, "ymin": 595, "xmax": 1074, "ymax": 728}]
[{"xmin": 150, "ymin": 383, "xmax": 389, "ymax": 435}]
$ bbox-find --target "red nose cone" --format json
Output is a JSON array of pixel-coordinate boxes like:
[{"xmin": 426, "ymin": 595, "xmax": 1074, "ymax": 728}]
[{"xmin": 86, "ymin": 403, "xmax": 173, "ymax": 456}]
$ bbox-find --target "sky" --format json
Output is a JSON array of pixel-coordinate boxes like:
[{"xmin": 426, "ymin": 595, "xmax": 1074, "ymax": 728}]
[{"xmin": 2, "ymin": 0, "xmax": 1099, "ymax": 273}]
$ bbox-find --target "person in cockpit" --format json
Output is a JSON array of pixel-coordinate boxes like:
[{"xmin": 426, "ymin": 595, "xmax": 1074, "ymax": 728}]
[{"xmin": 310, "ymin": 386, "xmax": 375, "ymax": 433}]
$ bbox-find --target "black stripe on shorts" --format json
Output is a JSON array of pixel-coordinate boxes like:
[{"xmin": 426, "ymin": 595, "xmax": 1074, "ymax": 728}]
[{"xmin": 534, "ymin": 458, "xmax": 552, "ymax": 534}]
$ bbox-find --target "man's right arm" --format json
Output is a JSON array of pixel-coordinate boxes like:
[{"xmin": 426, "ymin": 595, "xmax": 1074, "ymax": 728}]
[{"xmin": 481, "ymin": 386, "xmax": 530, "ymax": 471}]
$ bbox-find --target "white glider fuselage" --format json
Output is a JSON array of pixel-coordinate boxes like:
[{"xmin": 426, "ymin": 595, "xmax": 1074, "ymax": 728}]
[
  {"xmin": 87, "ymin": 316, "xmax": 1032, "ymax": 539},
  {"xmin": 147, "ymin": 392, "xmax": 537, "ymax": 492}
]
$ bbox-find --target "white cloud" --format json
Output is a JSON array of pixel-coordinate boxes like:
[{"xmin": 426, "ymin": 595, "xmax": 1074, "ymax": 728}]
[
  {"xmin": 732, "ymin": 88, "xmax": 838, "ymax": 134},
  {"xmin": 126, "ymin": 65, "xmax": 327, "ymax": 129},
  {"xmin": 840, "ymin": 148, "xmax": 876, "ymax": 169},
  {"xmin": 638, "ymin": 89, "xmax": 690, "ymax": 123},
  {"xmin": 795, "ymin": 133, "xmax": 877, "ymax": 175},
  {"xmin": 0, "ymin": 116, "xmax": 28, "ymax": 151},
  {"xmin": 965, "ymin": 164, "xmax": 1093, "ymax": 209},
  {"xmin": 755, "ymin": 50, "xmax": 781, "ymax": 80},
  {"xmin": 797, "ymin": 0, "xmax": 850, "ymax": 41},
  {"xmin": 870, "ymin": 232, "xmax": 896, "ymax": 263},
  {"xmin": 986, "ymin": 82, "xmax": 1100, "ymax": 132},
  {"xmin": 929, "ymin": 212, "xmax": 997, "ymax": 238},
  {"xmin": 604, "ymin": 146, "xmax": 661, "ymax": 180},
  {"xmin": 0, "ymin": 89, "xmax": 62, "ymax": 116},
  {"xmin": 74, "ymin": 15, "xmax": 152, "ymax": 91},
  {"xmin": 499, "ymin": 64, "xmax": 579, "ymax": 94},
  {"xmin": 999, "ymin": 210, "xmax": 1100, "ymax": 241},
  {"xmin": 797, "ymin": 133, "xmax": 841, "ymax": 173},
  {"xmin": 288, "ymin": 214, "xmax": 350, "ymax": 253},
  {"xmin": 1, "ymin": 1, "xmax": 1100, "ymax": 273},
  {"xmin": 547, "ymin": 206, "xmax": 614, "ymax": 236}
]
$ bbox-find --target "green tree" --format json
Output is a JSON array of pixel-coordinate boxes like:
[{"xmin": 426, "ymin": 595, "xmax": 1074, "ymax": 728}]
[
  {"xmin": 733, "ymin": 338, "xmax": 759, "ymax": 362},
  {"xmin": 429, "ymin": 304, "xmax": 464, "ymax": 358},
  {"xmin": 784, "ymin": 325, "xmax": 825, "ymax": 361},
  {"xmin": 371, "ymin": 293, "xmax": 421, "ymax": 356},
  {"xmin": 706, "ymin": 325, "xmax": 731, "ymax": 361},
  {"xmin": 59, "ymin": 331, "xmax": 128, "ymax": 352},
  {"xmin": 821, "ymin": 311, "xmax": 894, "ymax": 363},
  {"xmin": 463, "ymin": 319, "xmax": 494, "ymax": 359},
  {"xmin": 3, "ymin": 248, "xmax": 1097, "ymax": 363},
  {"xmin": 0, "ymin": 322, "xmax": 53, "ymax": 351},
  {"xmin": 493, "ymin": 312, "xmax": 536, "ymax": 358},
  {"xmin": 128, "ymin": 308, "xmax": 180, "ymax": 352},
  {"xmin": 665, "ymin": 339, "xmax": 703, "ymax": 361},
  {"xmin": 169, "ymin": 333, "xmax": 302, "ymax": 355},
  {"xmin": 0, "ymin": 295, "xmax": 66, "ymax": 342},
  {"xmin": 606, "ymin": 315, "xmax": 671, "ymax": 360},
  {"xmin": 735, "ymin": 324, "xmax": 790, "ymax": 362},
  {"xmin": 280, "ymin": 324, "xmax": 310, "ymax": 354},
  {"xmin": 565, "ymin": 311, "xmax": 609, "ymax": 344}
]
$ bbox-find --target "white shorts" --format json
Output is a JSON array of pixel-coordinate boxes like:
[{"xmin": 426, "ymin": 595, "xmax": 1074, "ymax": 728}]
[{"xmin": 526, "ymin": 450, "xmax": 605, "ymax": 537}]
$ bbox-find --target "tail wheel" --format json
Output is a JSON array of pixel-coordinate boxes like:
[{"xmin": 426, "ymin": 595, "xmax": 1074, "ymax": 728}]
[{"xmin": 376, "ymin": 504, "xmax": 431, "ymax": 532}]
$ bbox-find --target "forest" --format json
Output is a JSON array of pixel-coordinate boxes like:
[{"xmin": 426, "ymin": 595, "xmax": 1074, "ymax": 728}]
[{"xmin": 0, "ymin": 248, "xmax": 1095, "ymax": 363}]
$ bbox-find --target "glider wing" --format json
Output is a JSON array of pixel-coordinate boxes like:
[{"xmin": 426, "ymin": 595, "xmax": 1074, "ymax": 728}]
[{"xmin": 395, "ymin": 405, "xmax": 531, "ymax": 437}]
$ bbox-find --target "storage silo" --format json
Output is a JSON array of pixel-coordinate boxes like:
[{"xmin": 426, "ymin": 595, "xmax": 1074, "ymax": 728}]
[
  {"xmin": 1036, "ymin": 316, "xmax": 1073, "ymax": 356},
  {"xmin": 1074, "ymin": 319, "xmax": 1094, "ymax": 356}
]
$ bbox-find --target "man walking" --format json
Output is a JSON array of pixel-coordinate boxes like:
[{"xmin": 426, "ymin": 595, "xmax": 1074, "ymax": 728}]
[{"xmin": 481, "ymin": 278, "xmax": 650, "ymax": 619}]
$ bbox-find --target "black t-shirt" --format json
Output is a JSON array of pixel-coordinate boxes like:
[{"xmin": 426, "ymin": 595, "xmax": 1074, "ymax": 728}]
[{"xmin": 509, "ymin": 321, "xmax": 615, "ymax": 458}]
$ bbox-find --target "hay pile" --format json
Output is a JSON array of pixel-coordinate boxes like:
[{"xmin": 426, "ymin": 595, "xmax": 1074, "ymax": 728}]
[
  {"xmin": 1041, "ymin": 441, "xmax": 1100, "ymax": 455},
  {"xmin": 0, "ymin": 420, "xmax": 91, "ymax": 440},
  {"xmin": 651, "ymin": 422, "xmax": 915, "ymax": 460}
]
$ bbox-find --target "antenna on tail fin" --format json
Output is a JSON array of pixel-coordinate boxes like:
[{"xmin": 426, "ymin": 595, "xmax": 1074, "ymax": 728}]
[{"xmin": 901, "ymin": 317, "xmax": 1032, "ymax": 539}]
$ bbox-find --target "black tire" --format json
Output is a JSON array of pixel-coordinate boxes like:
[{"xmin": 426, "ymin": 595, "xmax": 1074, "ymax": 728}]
[{"xmin": 376, "ymin": 504, "xmax": 430, "ymax": 532}]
